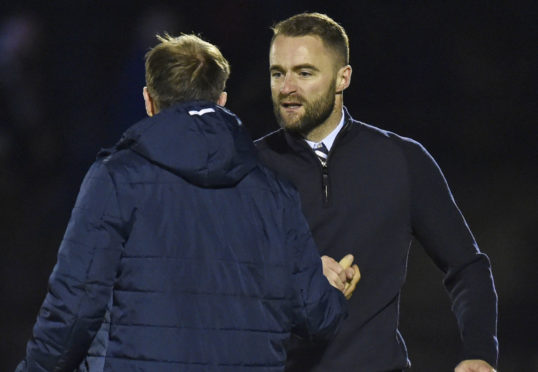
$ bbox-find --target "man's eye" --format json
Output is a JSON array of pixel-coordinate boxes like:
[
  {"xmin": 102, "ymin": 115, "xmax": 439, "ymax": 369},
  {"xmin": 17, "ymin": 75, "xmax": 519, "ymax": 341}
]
[
  {"xmin": 299, "ymin": 71, "xmax": 312, "ymax": 77},
  {"xmin": 271, "ymin": 71, "xmax": 282, "ymax": 78}
]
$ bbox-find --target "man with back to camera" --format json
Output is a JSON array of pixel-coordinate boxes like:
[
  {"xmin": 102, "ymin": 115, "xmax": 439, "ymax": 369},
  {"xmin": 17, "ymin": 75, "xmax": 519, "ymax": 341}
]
[
  {"xmin": 15, "ymin": 33, "xmax": 351, "ymax": 372},
  {"xmin": 255, "ymin": 12, "xmax": 498, "ymax": 372}
]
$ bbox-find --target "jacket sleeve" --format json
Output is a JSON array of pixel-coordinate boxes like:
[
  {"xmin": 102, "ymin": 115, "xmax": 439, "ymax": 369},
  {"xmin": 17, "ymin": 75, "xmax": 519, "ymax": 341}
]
[
  {"xmin": 406, "ymin": 140, "xmax": 498, "ymax": 367},
  {"xmin": 17, "ymin": 161, "xmax": 126, "ymax": 372},
  {"xmin": 284, "ymin": 187, "xmax": 348, "ymax": 341}
]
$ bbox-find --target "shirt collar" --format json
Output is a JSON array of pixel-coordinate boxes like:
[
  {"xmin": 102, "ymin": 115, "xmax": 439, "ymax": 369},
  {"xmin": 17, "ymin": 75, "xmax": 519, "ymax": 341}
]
[{"xmin": 304, "ymin": 109, "xmax": 345, "ymax": 152}]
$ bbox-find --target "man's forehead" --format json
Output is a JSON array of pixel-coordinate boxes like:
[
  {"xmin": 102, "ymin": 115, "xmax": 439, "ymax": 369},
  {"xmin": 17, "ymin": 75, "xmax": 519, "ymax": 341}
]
[
  {"xmin": 271, "ymin": 34, "xmax": 326, "ymax": 51},
  {"xmin": 270, "ymin": 35, "xmax": 333, "ymax": 64}
]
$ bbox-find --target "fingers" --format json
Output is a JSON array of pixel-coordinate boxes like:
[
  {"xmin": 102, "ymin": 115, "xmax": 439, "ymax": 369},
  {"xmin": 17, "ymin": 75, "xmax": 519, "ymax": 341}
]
[
  {"xmin": 321, "ymin": 255, "xmax": 347, "ymax": 291},
  {"xmin": 344, "ymin": 267, "xmax": 355, "ymax": 281},
  {"xmin": 344, "ymin": 264, "xmax": 361, "ymax": 299},
  {"xmin": 338, "ymin": 254, "xmax": 354, "ymax": 269},
  {"xmin": 339, "ymin": 254, "xmax": 356, "ymax": 281}
]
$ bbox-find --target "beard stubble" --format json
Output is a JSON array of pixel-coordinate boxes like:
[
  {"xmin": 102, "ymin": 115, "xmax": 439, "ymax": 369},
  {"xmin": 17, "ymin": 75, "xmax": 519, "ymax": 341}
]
[{"xmin": 273, "ymin": 79, "xmax": 336, "ymax": 137}]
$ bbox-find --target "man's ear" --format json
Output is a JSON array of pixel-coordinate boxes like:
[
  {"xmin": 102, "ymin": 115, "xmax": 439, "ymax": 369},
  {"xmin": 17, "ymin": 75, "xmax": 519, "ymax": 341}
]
[
  {"xmin": 217, "ymin": 91, "xmax": 227, "ymax": 107},
  {"xmin": 143, "ymin": 86, "xmax": 156, "ymax": 117},
  {"xmin": 336, "ymin": 65, "xmax": 352, "ymax": 94}
]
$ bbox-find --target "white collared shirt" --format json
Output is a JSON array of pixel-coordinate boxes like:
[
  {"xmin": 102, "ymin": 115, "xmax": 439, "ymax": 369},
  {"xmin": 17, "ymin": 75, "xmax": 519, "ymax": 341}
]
[{"xmin": 304, "ymin": 109, "xmax": 345, "ymax": 152}]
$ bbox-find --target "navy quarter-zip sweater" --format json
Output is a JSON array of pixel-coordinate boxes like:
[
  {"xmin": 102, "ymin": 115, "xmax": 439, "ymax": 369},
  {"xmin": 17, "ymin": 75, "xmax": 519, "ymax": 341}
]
[{"xmin": 255, "ymin": 107, "xmax": 498, "ymax": 371}]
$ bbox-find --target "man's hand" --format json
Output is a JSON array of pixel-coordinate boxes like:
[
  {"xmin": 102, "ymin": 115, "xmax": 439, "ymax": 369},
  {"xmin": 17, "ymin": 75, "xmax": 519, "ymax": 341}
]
[
  {"xmin": 321, "ymin": 254, "xmax": 361, "ymax": 299},
  {"xmin": 455, "ymin": 359, "xmax": 496, "ymax": 372},
  {"xmin": 321, "ymin": 255, "xmax": 351, "ymax": 292}
]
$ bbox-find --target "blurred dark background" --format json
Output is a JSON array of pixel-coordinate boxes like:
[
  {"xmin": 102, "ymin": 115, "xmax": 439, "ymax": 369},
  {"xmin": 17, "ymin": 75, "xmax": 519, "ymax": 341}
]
[{"xmin": 1, "ymin": 1, "xmax": 536, "ymax": 371}]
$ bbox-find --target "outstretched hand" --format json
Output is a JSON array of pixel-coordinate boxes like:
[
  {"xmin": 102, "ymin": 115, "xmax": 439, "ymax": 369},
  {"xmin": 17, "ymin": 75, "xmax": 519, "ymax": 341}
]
[{"xmin": 455, "ymin": 359, "xmax": 496, "ymax": 372}]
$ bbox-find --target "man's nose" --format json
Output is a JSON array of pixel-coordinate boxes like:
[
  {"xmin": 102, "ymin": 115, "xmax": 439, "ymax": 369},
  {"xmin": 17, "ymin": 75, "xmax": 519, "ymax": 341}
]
[{"xmin": 280, "ymin": 74, "xmax": 297, "ymax": 95}]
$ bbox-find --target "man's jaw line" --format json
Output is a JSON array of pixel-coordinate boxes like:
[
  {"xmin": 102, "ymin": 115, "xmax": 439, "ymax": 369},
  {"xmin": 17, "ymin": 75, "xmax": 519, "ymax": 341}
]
[
  {"xmin": 304, "ymin": 100, "xmax": 343, "ymax": 142},
  {"xmin": 273, "ymin": 93, "xmax": 340, "ymax": 141}
]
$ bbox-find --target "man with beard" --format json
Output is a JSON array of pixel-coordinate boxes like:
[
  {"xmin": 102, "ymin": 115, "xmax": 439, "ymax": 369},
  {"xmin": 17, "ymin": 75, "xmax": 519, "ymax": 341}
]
[{"xmin": 255, "ymin": 12, "xmax": 498, "ymax": 372}]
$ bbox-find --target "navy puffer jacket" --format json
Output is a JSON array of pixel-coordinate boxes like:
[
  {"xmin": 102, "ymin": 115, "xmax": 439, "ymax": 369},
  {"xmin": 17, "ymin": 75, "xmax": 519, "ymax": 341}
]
[{"xmin": 17, "ymin": 102, "xmax": 346, "ymax": 372}]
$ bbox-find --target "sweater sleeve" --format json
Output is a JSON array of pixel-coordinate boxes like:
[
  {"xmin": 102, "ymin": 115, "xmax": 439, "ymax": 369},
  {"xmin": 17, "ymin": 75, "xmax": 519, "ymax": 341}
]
[
  {"xmin": 405, "ymin": 140, "xmax": 498, "ymax": 367},
  {"xmin": 284, "ymin": 186, "xmax": 348, "ymax": 341},
  {"xmin": 18, "ymin": 161, "xmax": 126, "ymax": 372}
]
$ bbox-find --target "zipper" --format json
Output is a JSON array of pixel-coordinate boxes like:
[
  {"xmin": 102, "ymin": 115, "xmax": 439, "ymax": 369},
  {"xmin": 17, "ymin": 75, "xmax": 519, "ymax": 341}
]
[
  {"xmin": 321, "ymin": 163, "xmax": 329, "ymax": 205},
  {"xmin": 319, "ymin": 119, "xmax": 351, "ymax": 206}
]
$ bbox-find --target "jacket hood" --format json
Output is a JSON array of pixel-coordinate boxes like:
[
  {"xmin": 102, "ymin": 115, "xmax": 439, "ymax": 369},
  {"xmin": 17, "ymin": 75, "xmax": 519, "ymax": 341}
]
[{"xmin": 110, "ymin": 101, "xmax": 258, "ymax": 187}]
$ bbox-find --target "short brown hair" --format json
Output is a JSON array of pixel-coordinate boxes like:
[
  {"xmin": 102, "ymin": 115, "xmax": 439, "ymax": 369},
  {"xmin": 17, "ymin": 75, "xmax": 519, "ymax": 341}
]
[
  {"xmin": 145, "ymin": 34, "xmax": 230, "ymax": 110},
  {"xmin": 271, "ymin": 13, "xmax": 349, "ymax": 67}
]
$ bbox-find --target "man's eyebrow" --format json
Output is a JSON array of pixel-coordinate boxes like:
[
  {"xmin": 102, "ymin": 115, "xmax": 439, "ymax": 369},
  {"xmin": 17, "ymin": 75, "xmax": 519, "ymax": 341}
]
[
  {"xmin": 269, "ymin": 64, "xmax": 284, "ymax": 71},
  {"xmin": 293, "ymin": 64, "xmax": 319, "ymax": 72},
  {"xmin": 269, "ymin": 64, "xmax": 320, "ymax": 72}
]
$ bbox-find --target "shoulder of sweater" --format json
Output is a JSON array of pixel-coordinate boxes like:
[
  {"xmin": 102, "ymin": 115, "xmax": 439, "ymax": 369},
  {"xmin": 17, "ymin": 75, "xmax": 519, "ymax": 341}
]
[
  {"xmin": 348, "ymin": 119, "xmax": 428, "ymax": 156},
  {"xmin": 350, "ymin": 120, "xmax": 443, "ymax": 181}
]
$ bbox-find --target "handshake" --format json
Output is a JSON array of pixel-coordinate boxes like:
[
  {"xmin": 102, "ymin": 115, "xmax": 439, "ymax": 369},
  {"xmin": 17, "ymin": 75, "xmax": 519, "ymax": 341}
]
[{"xmin": 322, "ymin": 254, "xmax": 361, "ymax": 300}]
